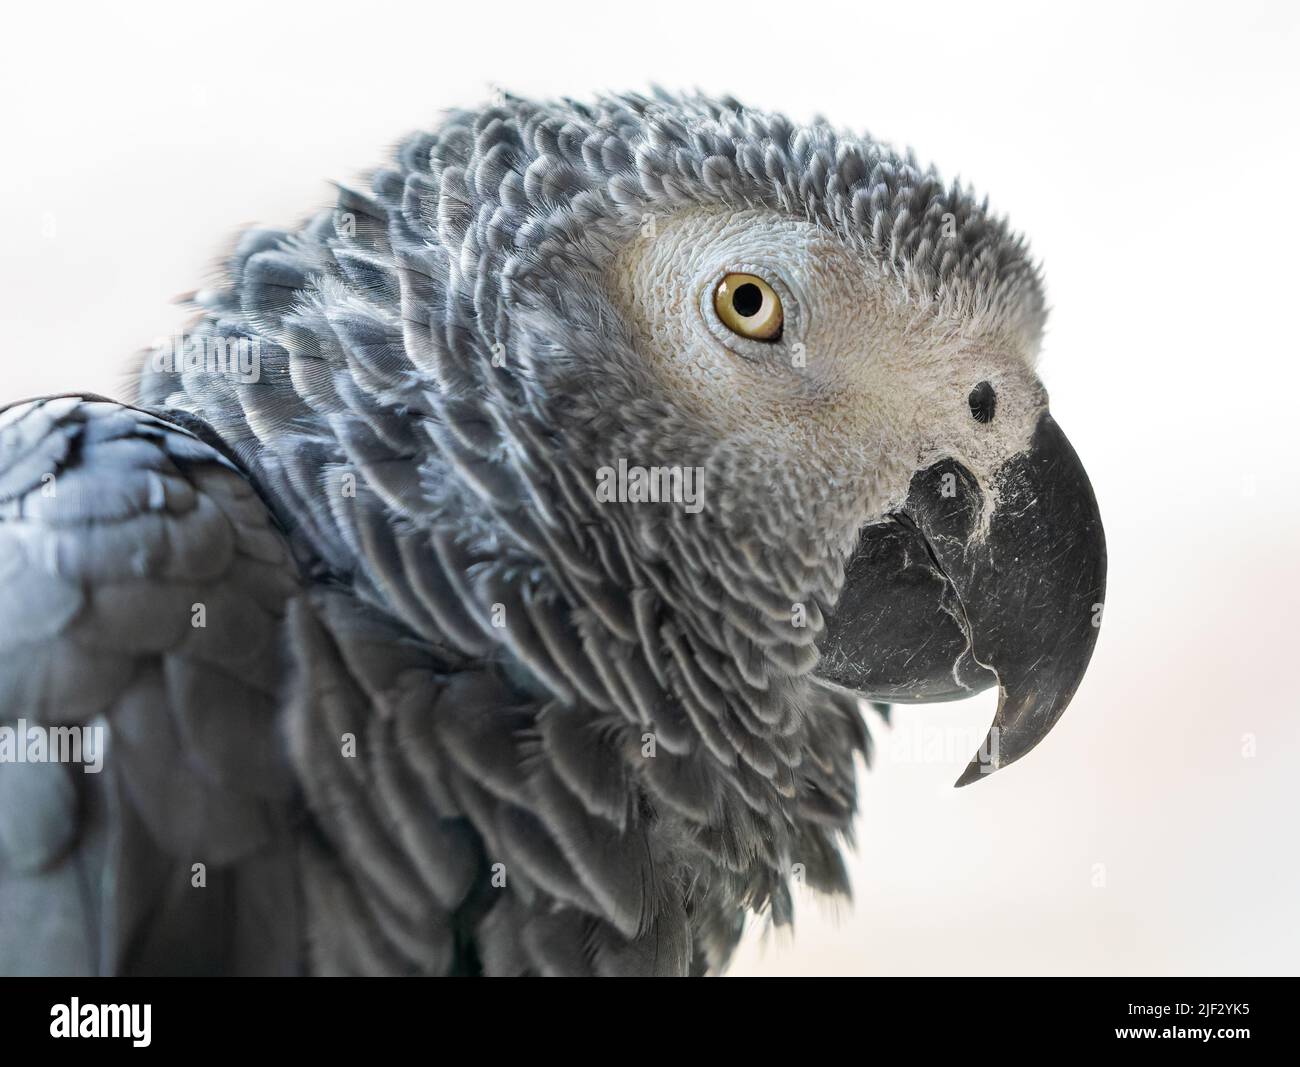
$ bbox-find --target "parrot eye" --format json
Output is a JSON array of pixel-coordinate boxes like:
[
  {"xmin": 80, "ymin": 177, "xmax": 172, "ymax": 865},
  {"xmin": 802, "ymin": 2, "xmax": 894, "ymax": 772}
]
[{"xmin": 713, "ymin": 273, "xmax": 783, "ymax": 341}]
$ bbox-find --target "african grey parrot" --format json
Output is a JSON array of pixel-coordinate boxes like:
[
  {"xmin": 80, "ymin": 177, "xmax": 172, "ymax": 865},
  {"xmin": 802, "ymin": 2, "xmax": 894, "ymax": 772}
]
[{"xmin": 0, "ymin": 91, "xmax": 1105, "ymax": 976}]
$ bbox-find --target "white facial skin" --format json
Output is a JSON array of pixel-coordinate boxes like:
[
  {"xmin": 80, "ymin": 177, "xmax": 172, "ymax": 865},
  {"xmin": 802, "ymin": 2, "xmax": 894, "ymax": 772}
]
[{"xmin": 608, "ymin": 207, "xmax": 1049, "ymax": 535}]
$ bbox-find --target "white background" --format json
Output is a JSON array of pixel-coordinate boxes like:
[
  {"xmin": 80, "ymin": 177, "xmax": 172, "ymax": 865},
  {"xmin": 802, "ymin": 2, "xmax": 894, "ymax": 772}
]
[{"xmin": 2, "ymin": 0, "xmax": 1297, "ymax": 974}]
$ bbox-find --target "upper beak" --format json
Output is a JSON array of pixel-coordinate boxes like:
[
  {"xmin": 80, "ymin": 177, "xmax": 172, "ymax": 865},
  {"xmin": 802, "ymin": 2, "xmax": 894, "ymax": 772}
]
[{"xmin": 818, "ymin": 412, "xmax": 1107, "ymax": 786}]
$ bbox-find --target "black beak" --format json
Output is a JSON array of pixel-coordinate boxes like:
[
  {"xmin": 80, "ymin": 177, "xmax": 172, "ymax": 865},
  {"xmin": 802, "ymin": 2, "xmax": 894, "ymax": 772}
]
[{"xmin": 818, "ymin": 412, "xmax": 1106, "ymax": 786}]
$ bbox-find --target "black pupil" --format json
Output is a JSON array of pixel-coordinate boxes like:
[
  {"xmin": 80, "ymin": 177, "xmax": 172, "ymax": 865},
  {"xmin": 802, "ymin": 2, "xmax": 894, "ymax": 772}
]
[
  {"xmin": 968, "ymin": 381, "xmax": 996, "ymax": 424},
  {"xmin": 732, "ymin": 283, "xmax": 763, "ymax": 317}
]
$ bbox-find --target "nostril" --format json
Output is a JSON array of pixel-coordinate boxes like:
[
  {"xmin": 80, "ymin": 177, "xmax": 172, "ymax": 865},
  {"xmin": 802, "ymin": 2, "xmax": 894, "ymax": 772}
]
[{"xmin": 968, "ymin": 381, "xmax": 996, "ymax": 424}]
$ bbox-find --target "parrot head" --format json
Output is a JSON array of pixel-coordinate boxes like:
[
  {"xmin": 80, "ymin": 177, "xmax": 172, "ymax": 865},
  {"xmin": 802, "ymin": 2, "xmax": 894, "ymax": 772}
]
[{"xmin": 464, "ymin": 93, "xmax": 1105, "ymax": 787}]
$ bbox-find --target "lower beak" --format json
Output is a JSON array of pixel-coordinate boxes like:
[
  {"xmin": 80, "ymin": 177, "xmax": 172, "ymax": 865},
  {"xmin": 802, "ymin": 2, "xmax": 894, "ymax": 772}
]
[{"xmin": 818, "ymin": 412, "xmax": 1107, "ymax": 786}]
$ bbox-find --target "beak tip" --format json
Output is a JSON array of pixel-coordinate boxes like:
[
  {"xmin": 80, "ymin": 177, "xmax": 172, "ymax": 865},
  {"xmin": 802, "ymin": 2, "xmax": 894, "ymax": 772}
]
[{"xmin": 954, "ymin": 753, "xmax": 999, "ymax": 788}]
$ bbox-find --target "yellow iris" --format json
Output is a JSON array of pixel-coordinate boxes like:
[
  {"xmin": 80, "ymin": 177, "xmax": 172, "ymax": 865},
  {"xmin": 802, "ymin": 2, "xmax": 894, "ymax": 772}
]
[{"xmin": 713, "ymin": 273, "xmax": 783, "ymax": 341}]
